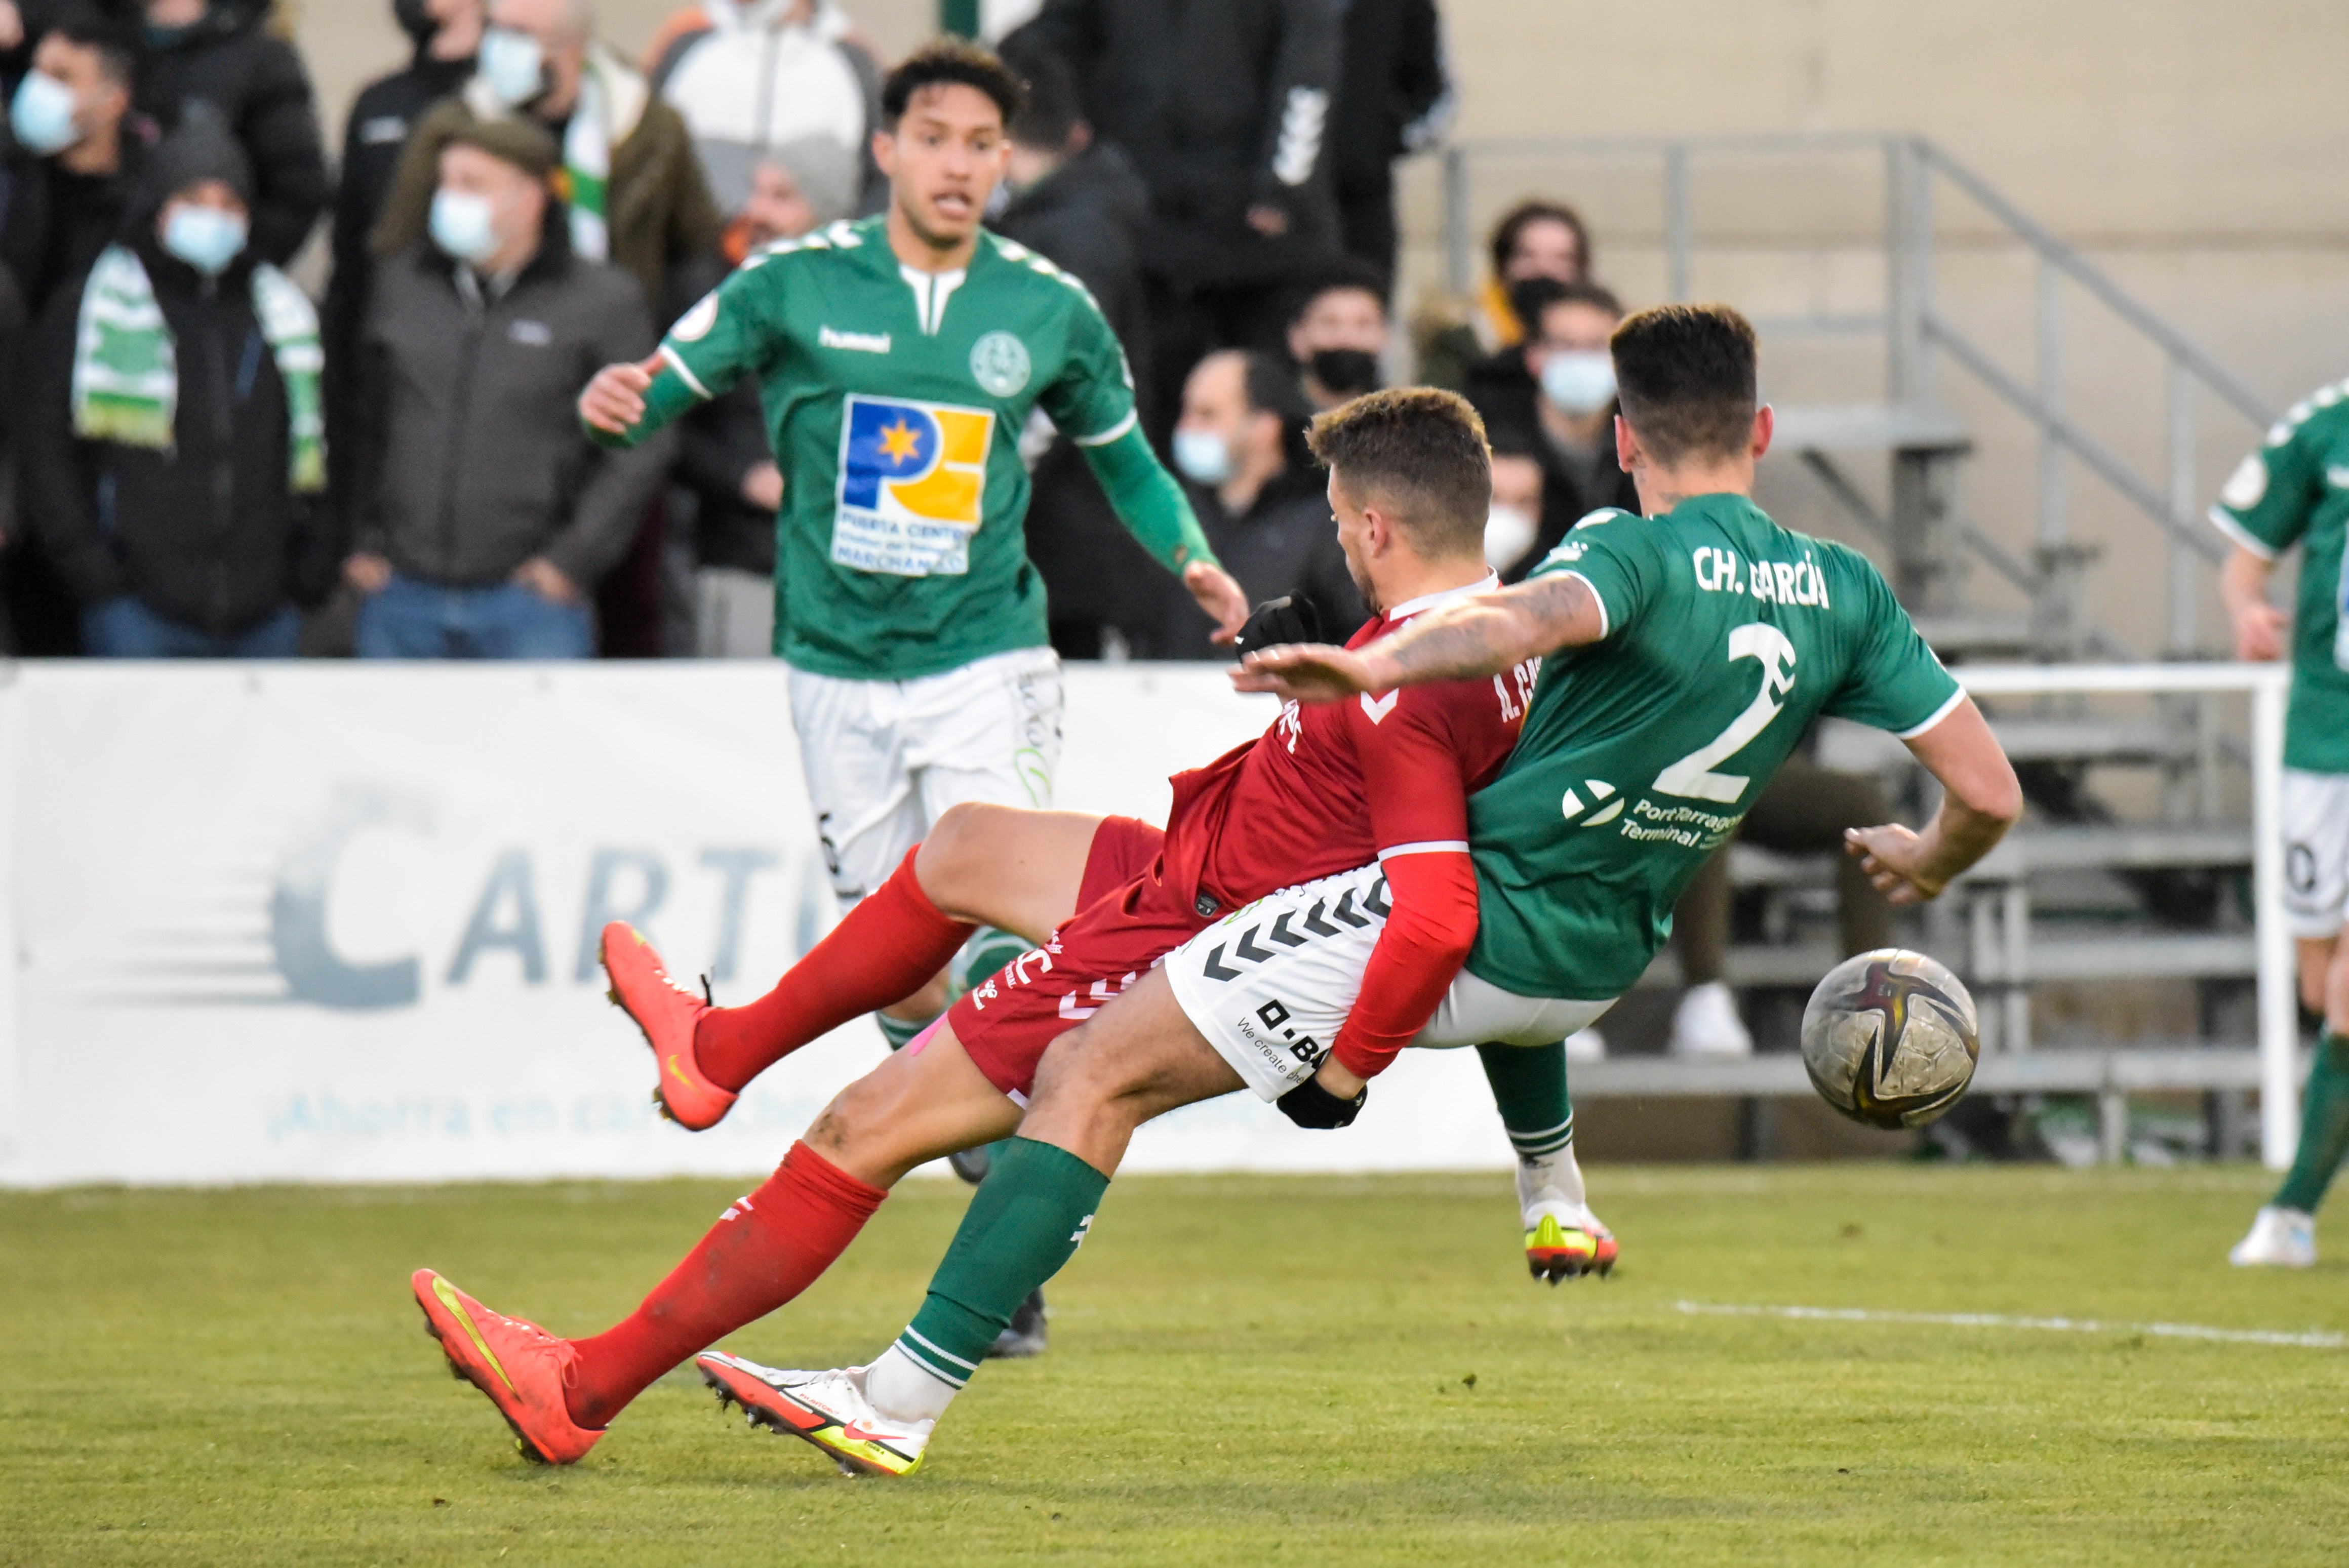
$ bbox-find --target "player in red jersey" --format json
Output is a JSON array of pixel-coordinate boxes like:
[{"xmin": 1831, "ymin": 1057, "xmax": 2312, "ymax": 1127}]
[{"xmin": 412, "ymin": 390, "xmax": 1582, "ymax": 1465}]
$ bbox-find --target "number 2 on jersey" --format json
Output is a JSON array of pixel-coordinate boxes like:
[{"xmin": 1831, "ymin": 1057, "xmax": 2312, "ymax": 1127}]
[{"xmin": 1652, "ymin": 623, "xmax": 1798, "ymax": 803}]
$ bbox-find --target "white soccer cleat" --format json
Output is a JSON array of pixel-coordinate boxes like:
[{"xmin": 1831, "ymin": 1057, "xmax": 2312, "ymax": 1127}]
[
  {"xmin": 1563, "ymin": 1026, "xmax": 1607, "ymax": 1063},
  {"xmin": 697, "ymin": 1354, "xmax": 933, "ymax": 1476},
  {"xmin": 2229, "ymin": 1205, "xmax": 2316, "ymax": 1268},
  {"xmin": 1670, "ymin": 981, "xmax": 1754, "ymax": 1058}
]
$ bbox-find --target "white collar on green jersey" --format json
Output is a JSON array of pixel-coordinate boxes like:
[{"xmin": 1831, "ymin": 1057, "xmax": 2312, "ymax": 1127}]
[{"xmin": 899, "ymin": 264, "xmax": 967, "ymax": 336}]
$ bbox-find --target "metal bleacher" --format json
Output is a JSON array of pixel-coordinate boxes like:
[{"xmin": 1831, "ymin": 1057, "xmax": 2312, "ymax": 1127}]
[{"xmin": 1428, "ymin": 135, "xmax": 2293, "ymax": 1159}]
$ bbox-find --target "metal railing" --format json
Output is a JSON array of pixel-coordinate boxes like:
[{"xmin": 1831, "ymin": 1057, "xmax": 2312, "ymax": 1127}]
[{"xmin": 1436, "ymin": 134, "xmax": 2278, "ymax": 662}]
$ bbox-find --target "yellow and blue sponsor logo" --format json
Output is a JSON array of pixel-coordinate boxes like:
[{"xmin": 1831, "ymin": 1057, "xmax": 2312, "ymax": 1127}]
[{"xmin": 833, "ymin": 394, "xmax": 994, "ymax": 576}]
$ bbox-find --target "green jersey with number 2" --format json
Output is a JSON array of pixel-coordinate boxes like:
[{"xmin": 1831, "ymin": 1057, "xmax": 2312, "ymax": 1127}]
[{"xmin": 1465, "ymin": 494, "xmax": 1964, "ymax": 1001}]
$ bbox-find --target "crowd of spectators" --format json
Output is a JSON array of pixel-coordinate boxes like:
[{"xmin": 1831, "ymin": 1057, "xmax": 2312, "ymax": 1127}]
[{"xmin": 0, "ymin": 0, "xmax": 1639, "ymax": 670}]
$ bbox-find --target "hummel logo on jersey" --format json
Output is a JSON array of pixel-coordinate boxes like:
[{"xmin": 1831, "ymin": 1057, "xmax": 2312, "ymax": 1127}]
[
  {"xmin": 819, "ymin": 325, "xmax": 892, "ymax": 353},
  {"xmin": 1071, "ymin": 1214, "xmax": 1095, "ymax": 1246},
  {"xmin": 1201, "ymin": 878, "xmax": 1389, "ymax": 982},
  {"xmin": 1360, "ymin": 691, "xmax": 1399, "ymax": 724},
  {"xmin": 1559, "ymin": 780, "xmax": 1622, "ymax": 827}
]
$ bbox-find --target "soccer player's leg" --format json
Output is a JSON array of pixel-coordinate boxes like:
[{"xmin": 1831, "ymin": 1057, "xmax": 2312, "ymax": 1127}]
[
  {"xmin": 417, "ymin": 1022, "xmax": 1022, "ymax": 1460},
  {"xmin": 2234, "ymin": 771, "xmax": 2349, "ymax": 1268},
  {"xmin": 1475, "ymin": 1041, "xmax": 1616, "ymax": 1282},
  {"xmin": 705, "ymin": 967, "xmax": 1248, "ymax": 1477},
  {"xmin": 602, "ymin": 807, "xmax": 1128, "ymax": 1128}
]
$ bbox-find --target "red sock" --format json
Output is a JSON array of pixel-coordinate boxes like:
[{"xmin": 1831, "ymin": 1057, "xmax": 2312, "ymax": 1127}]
[
  {"xmin": 564, "ymin": 1142, "xmax": 887, "ymax": 1429},
  {"xmin": 695, "ymin": 847, "xmax": 974, "ymax": 1093}
]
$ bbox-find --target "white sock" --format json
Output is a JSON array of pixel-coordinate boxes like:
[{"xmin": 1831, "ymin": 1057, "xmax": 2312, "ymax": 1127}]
[
  {"xmin": 863, "ymin": 1344, "xmax": 959, "ymax": 1425},
  {"xmin": 1517, "ymin": 1140, "xmax": 1590, "ymax": 1220}
]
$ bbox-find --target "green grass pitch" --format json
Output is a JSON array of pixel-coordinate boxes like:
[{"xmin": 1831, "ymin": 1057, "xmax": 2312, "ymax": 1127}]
[{"xmin": 5, "ymin": 1163, "xmax": 2347, "ymax": 1565}]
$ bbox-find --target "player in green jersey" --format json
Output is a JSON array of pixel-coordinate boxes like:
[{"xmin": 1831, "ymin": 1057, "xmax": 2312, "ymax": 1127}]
[
  {"xmin": 579, "ymin": 37, "xmax": 1246, "ymax": 1351},
  {"xmin": 2212, "ymin": 380, "xmax": 2349, "ymax": 1267},
  {"xmin": 683, "ymin": 304, "xmax": 2023, "ymax": 1478}
]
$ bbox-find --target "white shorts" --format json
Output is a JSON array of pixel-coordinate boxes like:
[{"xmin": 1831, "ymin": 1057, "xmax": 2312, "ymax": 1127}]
[
  {"xmin": 1161, "ymin": 861, "xmax": 1618, "ymax": 1100},
  {"xmin": 788, "ymin": 646, "xmax": 1064, "ymax": 905},
  {"xmin": 2284, "ymin": 767, "xmax": 2349, "ymax": 939}
]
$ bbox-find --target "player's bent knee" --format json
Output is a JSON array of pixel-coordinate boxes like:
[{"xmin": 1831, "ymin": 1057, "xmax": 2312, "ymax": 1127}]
[{"xmin": 914, "ymin": 803, "xmax": 1006, "ymax": 912}]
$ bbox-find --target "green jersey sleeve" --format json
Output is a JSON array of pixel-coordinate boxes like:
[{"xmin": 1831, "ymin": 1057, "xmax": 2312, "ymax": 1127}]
[
  {"xmin": 1036, "ymin": 284, "xmax": 1139, "ymax": 447},
  {"xmin": 2210, "ymin": 413, "xmax": 2326, "ymax": 561},
  {"xmin": 1821, "ymin": 550, "xmax": 1966, "ymax": 737},
  {"xmin": 594, "ymin": 256, "xmax": 786, "ymax": 448},
  {"xmin": 1529, "ymin": 508, "xmax": 1663, "ymax": 638}
]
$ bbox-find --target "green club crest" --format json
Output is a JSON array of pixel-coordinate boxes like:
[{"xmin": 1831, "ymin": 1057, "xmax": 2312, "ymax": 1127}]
[{"xmin": 970, "ymin": 330, "xmax": 1031, "ymax": 397}]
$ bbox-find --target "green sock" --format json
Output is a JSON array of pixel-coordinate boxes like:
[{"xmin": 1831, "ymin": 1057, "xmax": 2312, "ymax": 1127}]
[
  {"xmin": 2275, "ymin": 1031, "xmax": 2349, "ymax": 1214},
  {"xmin": 875, "ymin": 1010, "xmax": 933, "ymax": 1052},
  {"xmin": 1478, "ymin": 1040, "xmax": 1575, "ymax": 1160},
  {"xmin": 954, "ymin": 926, "xmax": 1032, "ymax": 998},
  {"xmin": 893, "ymin": 1137, "xmax": 1109, "ymax": 1386}
]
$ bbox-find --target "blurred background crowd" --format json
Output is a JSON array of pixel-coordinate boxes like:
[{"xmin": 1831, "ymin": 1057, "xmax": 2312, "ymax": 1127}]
[{"xmin": 0, "ymin": 0, "xmax": 1651, "ymax": 665}]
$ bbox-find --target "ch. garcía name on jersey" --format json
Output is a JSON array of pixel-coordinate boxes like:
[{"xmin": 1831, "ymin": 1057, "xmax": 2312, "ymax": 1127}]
[{"xmin": 1690, "ymin": 543, "xmax": 1833, "ymax": 607}]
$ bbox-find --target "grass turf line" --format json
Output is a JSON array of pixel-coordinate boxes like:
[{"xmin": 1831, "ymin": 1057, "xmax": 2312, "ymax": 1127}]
[{"xmin": 4, "ymin": 1165, "xmax": 2348, "ymax": 1566}]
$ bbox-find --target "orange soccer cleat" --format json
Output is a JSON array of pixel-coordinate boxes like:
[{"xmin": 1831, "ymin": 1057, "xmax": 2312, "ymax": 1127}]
[
  {"xmin": 411, "ymin": 1270, "xmax": 603, "ymax": 1464},
  {"xmin": 599, "ymin": 921, "xmax": 734, "ymax": 1130},
  {"xmin": 1525, "ymin": 1210, "xmax": 1618, "ymax": 1283}
]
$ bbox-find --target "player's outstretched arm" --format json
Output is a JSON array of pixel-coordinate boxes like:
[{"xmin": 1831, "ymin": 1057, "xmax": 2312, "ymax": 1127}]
[
  {"xmin": 1081, "ymin": 425, "xmax": 1249, "ymax": 643},
  {"xmin": 1844, "ymin": 696, "xmax": 2021, "ymax": 905},
  {"xmin": 1234, "ymin": 572, "xmax": 1605, "ymax": 703},
  {"xmin": 580, "ymin": 353, "xmax": 668, "ymax": 444}
]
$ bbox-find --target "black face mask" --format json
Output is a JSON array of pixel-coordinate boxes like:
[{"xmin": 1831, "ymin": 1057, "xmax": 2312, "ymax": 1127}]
[
  {"xmin": 393, "ymin": 0, "xmax": 437, "ymax": 45},
  {"xmin": 1307, "ymin": 348, "xmax": 1381, "ymax": 397}
]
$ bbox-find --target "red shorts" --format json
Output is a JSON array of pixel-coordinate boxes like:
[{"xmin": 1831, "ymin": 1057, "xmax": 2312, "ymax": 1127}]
[{"xmin": 950, "ymin": 813, "xmax": 1210, "ymax": 1101}]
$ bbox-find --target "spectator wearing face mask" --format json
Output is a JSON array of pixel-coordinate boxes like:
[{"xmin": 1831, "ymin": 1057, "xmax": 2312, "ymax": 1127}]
[
  {"xmin": 1158, "ymin": 347, "xmax": 1365, "ymax": 658},
  {"xmin": 26, "ymin": 102, "xmax": 335, "ymax": 656},
  {"xmin": 374, "ymin": 0, "xmax": 723, "ymax": 657},
  {"xmin": 134, "ymin": 0, "xmax": 331, "ymax": 268},
  {"xmin": 672, "ymin": 137, "xmax": 853, "ymax": 657},
  {"xmin": 644, "ymin": 0, "xmax": 882, "ymax": 238},
  {"xmin": 343, "ymin": 114, "xmax": 672, "ymax": 658},
  {"xmin": 0, "ymin": 5, "xmax": 148, "ymax": 654},
  {"xmin": 373, "ymin": 0, "xmax": 721, "ymax": 310},
  {"xmin": 324, "ymin": 0, "xmax": 484, "ymax": 580},
  {"xmin": 1414, "ymin": 196, "xmax": 1590, "ymax": 392},
  {"xmin": 3, "ymin": 7, "xmax": 149, "ymax": 317},
  {"xmin": 1465, "ymin": 277, "xmax": 1637, "ymax": 570},
  {"xmin": 991, "ymin": 50, "xmax": 1159, "ymax": 660},
  {"xmin": 1482, "ymin": 433, "xmax": 1544, "ymax": 581},
  {"xmin": 1286, "ymin": 254, "xmax": 1388, "ymax": 413}
]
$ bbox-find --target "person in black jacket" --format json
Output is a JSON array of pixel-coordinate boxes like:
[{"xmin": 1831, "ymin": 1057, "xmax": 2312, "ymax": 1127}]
[
  {"xmin": 1463, "ymin": 276, "xmax": 1638, "ymax": 575},
  {"xmin": 27, "ymin": 103, "xmax": 334, "ymax": 655},
  {"xmin": 322, "ymin": 0, "xmax": 481, "ymax": 545},
  {"xmin": 1327, "ymin": 0, "xmax": 1448, "ymax": 284},
  {"xmin": 991, "ymin": 51, "xmax": 1163, "ymax": 660},
  {"xmin": 134, "ymin": 0, "xmax": 328, "ymax": 267},
  {"xmin": 1004, "ymin": 0, "xmax": 1340, "ymax": 432},
  {"xmin": 0, "ymin": 4, "xmax": 148, "ymax": 654},
  {"xmin": 1, "ymin": 6, "xmax": 148, "ymax": 316},
  {"xmin": 1158, "ymin": 347, "xmax": 1364, "ymax": 658}
]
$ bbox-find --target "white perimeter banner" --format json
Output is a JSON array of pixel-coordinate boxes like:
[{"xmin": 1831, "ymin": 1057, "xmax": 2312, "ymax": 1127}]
[{"xmin": 0, "ymin": 662, "xmax": 1525, "ymax": 1187}]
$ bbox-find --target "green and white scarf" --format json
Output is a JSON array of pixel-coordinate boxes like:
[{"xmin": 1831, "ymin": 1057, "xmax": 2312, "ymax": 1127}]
[
  {"xmin": 562, "ymin": 45, "xmax": 651, "ymax": 264},
  {"xmin": 70, "ymin": 244, "xmax": 326, "ymax": 493}
]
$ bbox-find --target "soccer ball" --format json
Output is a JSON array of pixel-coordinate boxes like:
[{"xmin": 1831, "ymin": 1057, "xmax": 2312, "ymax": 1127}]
[{"xmin": 1799, "ymin": 949, "xmax": 1979, "ymax": 1129}]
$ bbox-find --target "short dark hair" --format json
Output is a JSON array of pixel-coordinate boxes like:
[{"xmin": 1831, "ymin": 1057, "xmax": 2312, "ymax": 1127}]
[
  {"xmin": 1306, "ymin": 388, "xmax": 1491, "ymax": 560},
  {"xmin": 48, "ymin": 4, "xmax": 138, "ymax": 87},
  {"xmin": 1488, "ymin": 198, "xmax": 1591, "ymax": 283},
  {"xmin": 1610, "ymin": 303, "xmax": 1759, "ymax": 467},
  {"xmin": 1509, "ymin": 277, "xmax": 1623, "ymax": 345},
  {"xmin": 881, "ymin": 38, "xmax": 1025, "ymax": 131},
  {"xmin": 1287, "ymin": 254, "xmax": 1390, "ymax": 328},
  {"xmin": 1009, "ymin": 52, "xmax": 1082, "ymax": 150}
]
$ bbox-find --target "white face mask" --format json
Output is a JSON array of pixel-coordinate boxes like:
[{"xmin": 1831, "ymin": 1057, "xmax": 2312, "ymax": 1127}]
[
  {"xmin": 429, "ymin": 187, "xmax": 501, "ymax": 264},
  {"xmin": 477, "ymin": 27, "xmax": 548, "ymax": 108},
  {"xmin": 10, "ymin": 70, "xmax": 79, "ymax": 156},
  {"xmin": 1540, "ymin": 349, "xmax": 1617, "ymax": 417},
  {"xmin": 1173, "ymin": 427, "xmax": 1234, "ymax": 487},
  {"xmin": 1484, "ymin": 504, "xmax": 1539, "ymax": 573}
]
